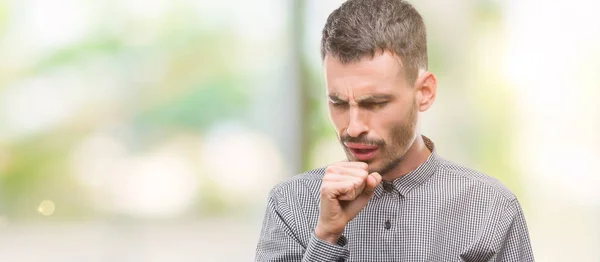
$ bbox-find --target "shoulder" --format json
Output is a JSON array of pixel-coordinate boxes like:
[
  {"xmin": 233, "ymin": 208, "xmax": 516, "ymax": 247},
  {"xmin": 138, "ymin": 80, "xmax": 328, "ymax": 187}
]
[
  {"xmin": 435, "ymin": 157, "xmax": 518, "ymax": 203},
  {"xmin": 267, "ymin": 167, "xmax": 326, "ymax": 201}
]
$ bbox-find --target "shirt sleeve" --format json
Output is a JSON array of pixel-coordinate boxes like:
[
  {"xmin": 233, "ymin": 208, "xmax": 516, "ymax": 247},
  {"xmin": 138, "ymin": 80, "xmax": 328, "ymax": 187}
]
[
  {"xmin": 255, "ymin": 187, "xmax": 350, "ymax": 262},
  {"xmin": 303, "ymin": 234, "xmax": 349, "ymax": 262},
  {"xmin": 495, "ymin": 199, "xmax": 535, "ymax": 262}
]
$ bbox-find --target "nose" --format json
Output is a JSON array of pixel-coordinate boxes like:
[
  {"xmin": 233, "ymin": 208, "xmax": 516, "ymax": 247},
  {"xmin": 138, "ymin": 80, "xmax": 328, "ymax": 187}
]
[{"xmin": 346, "ymin": 107, "xmax": 368, "ymax": 137}]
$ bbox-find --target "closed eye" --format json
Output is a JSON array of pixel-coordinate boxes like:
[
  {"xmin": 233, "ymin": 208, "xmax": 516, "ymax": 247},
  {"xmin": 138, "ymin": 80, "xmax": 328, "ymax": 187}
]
[
  {"xmin": 328, "ymin": 96, "xmax": 348, "ymax": 106},
  {"xmin": 360, "ymin": 101, "xmax": 387, "ymax": 109},
  {"xmin": 329, "ymin": 100, "xmax": 348, "ymax": 107}
]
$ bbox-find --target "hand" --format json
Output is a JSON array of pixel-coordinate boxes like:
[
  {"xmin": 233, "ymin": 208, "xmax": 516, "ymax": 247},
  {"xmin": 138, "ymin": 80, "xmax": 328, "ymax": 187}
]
[{"xmin": 314, "ymin": 161, "xmax": 382, "ymax": 244}]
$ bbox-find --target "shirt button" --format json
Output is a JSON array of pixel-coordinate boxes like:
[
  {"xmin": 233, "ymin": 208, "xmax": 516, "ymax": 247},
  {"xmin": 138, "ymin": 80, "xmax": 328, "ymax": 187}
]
[
  {"xmin": 384, "ymin": 220, "xmax": 391, "ymax": 230},
  {"xmin": 383, "ymin": 182, "xmax": 394, "ymax": 192}
]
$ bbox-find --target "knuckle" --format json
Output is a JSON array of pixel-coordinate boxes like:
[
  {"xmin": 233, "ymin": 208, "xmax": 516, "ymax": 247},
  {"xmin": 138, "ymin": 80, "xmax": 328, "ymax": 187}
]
[
  {"xmin": 353, "ymin": 179, "xmax": 363, "ymax": 189},
  {"xmin": 344, "ymin": 182, "xmax": 356, "ymax": 193},
  {"xmin": 358, "ymin": 169, "xmax": 368, "ymax": 178},
  {"xmin": 320, "ymin": 183, "xmax": 331, "ymax": 192},
  {"xmin": 359, "ymin": 162, "xmax": 368, "ymax": 169},
  {"xmin": 349, "ymin": 161, "xmax": 368, "ymax": 170},
  {"xmin": 325, "ymin": 165, "xmax": 338, "ymax": 174},
  {"xmin": 347, "ymin": 188, "xmax": 356, "ymax": 199}
]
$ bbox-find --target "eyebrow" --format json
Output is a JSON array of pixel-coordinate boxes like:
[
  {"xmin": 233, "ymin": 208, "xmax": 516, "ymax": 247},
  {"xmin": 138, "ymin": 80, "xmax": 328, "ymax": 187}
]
[
  {"xmin": 328, "ymin": 93, "xmax": 393, "ymax": 103},
  {"xmin": 356, "ymin": 94, "xmax": 393, "ymax": 103}
]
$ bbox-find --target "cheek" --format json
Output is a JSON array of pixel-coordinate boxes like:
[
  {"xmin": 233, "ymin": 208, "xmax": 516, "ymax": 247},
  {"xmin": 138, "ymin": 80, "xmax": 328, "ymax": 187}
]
[
  {"xmin": 374, "ymin": 108, "xmax": 405, "ymax": 139},
  {"xmin": 377, "ymin": 107, "xmax": 400, "ymax": 125}
]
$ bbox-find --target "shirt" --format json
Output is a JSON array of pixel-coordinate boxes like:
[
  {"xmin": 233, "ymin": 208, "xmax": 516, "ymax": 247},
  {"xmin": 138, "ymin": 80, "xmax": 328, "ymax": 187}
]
[{"xmin": 255, "ymin": 136, "xmax": 534, "ymax": 261}]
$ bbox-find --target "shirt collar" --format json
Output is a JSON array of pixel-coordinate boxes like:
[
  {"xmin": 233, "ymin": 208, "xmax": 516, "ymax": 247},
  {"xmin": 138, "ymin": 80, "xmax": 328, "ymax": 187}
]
[{"xmin": 373, "ymin": 135, "xmax": 439, "ymax": 199}]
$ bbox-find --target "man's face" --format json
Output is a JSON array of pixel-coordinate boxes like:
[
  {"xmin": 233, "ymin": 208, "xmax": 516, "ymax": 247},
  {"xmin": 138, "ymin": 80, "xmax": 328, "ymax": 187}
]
[{"xmin": 324, "ymin": 51, "xmax": 419, "ymax": 175}]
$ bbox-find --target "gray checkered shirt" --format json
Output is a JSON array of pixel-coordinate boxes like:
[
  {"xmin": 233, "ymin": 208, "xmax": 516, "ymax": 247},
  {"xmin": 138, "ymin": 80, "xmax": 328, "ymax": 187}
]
[{"xmin": 255, "ymin": 137, "xmax": 534, "ymax": 261}]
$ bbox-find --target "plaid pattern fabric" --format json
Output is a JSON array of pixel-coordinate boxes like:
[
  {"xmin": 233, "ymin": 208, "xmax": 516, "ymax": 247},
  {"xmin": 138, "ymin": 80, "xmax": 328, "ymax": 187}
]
[{"xmin": 255, "ymin": 136, "xmax": 534, "ymax": 261}]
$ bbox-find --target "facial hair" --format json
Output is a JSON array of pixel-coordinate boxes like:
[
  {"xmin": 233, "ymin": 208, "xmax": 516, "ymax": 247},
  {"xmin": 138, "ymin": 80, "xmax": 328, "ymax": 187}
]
[{"xmin": 340, "ymin": 100, "xmax": 418, "ymax": 176}]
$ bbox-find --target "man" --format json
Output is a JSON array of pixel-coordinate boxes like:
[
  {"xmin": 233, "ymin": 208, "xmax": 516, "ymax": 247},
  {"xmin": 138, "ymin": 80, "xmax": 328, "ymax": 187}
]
[{"xmin": 255, "ymin": 0, "xmax": 534, "ymax": 261}]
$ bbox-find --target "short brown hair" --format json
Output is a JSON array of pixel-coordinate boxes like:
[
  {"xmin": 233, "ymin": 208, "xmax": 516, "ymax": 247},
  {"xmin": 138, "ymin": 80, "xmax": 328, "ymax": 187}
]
[{"xmin": 321, "ymin": 0, "xmax": 428, "ymax": 83}]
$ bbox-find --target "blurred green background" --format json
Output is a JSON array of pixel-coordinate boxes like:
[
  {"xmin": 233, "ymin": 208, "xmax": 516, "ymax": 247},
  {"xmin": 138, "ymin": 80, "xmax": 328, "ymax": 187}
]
[{"xmin": 0, "ymin": 0, "xmax": 598, "ymax": 261}]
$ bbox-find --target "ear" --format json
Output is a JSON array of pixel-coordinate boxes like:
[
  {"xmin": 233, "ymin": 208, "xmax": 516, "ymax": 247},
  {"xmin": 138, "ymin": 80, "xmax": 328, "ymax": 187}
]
[{"xmin": 414, "ymin": 71, "xmax": 437, "ymax": 112}]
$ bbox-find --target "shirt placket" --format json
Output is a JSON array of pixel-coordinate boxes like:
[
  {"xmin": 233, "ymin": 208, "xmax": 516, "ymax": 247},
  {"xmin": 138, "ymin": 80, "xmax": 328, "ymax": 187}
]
[{"xmin": 380, "ymin": 181, "xmax": 402, "ymax": 260}]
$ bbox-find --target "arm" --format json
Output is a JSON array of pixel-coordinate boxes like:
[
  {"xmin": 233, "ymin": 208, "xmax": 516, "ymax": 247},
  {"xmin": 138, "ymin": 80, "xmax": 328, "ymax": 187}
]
[
  {"xmin": 495, "ymin": 200, "xmax": 535, "ymax": 262},
  {"xmin": 255, "ymin": 187, "xmax": 349, "ymax": 262}
]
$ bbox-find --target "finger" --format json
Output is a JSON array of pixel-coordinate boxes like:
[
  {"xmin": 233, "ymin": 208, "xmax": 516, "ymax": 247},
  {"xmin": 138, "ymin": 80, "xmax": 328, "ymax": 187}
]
[
  {"xmin": 349, "ymin": 174, "xmax": 381, "ymax": 213},
  {"xmin": 334, "ymin": 161, "xmax": 369, "ymax": 170},
  {"xmin": 321, "ymin": 180, "xmax": 356, "ymax": 200},
  {"xmin": 337, "ymin": 181, "xmax": 360, "ymax": 201},
  {"xmin": 323, "ymin": 174, "xmax": 367, "ymax": 200},
  {"xmin": 325, "ymin": 165, "xmax": 369, "ymax": 179},
  {"xmin": 323, "ymin": 167, "xmax": 369, "ymax": 180},
  {"xmin": 323, "ymin": 176, "xmax": 366, "ymax": 200},
  {"xmin": 323, "ymin": 174, "xmax": 366, "ymax": 185},
  {"xmin": 326, "ymin": 180, "xmax": 359, "ymax": 201},
  {"xmin": 363, "ymin": 172, "xmax": 382, "ymax": 193},
  {"xmin": 338, "ymin": 184, "xmax": 358, "ymax": 201}
]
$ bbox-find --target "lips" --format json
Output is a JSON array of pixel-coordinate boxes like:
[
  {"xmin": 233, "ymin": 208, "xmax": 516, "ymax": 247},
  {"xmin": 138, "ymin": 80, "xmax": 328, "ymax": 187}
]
[{"xmin": 345, "ymin": 142, "xmax": 379, "ymax": 161}]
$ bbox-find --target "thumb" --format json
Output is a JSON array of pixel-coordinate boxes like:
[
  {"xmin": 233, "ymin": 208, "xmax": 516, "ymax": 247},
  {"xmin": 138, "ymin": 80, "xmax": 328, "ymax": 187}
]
[{"xmin": 363, "ymin": 172, "xmax": 382, "ymax": 193}]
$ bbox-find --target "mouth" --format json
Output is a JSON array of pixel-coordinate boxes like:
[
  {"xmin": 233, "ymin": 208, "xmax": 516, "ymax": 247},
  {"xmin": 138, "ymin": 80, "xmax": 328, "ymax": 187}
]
[{"xmin": 345, "ymin": 142, "xmax": 379, "ymax": 161}]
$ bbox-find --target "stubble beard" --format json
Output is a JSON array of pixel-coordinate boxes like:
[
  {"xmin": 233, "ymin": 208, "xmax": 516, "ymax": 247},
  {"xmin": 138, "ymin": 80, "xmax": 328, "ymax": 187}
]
[{"xmin": 340, "ymin": 101, "xmax": 418, "ymax": 176}]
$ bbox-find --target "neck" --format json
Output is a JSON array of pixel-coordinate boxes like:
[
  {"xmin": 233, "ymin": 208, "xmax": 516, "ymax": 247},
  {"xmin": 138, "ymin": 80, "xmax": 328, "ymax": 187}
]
[{"xmin": 383, "ymin": 134, "xmax": 431, "ymax": 181}]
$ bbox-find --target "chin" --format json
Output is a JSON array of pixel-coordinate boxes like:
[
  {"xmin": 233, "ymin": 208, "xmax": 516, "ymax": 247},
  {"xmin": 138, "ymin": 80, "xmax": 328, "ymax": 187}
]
[{"xmin": 365, "ymin": 160, "xmax": 382, "ymax": 172}]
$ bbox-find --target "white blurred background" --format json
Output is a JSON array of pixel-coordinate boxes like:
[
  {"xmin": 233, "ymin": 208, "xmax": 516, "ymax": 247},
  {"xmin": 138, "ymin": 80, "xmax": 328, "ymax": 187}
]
[{"xmin": 0, "ymin": 0, "xmax": 598, "ymax": 261}]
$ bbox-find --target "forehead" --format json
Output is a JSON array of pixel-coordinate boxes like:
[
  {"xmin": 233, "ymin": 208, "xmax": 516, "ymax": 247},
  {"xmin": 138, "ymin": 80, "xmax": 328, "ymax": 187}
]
[{"xmin": 323, "ymin": 52, "xmax": 406, "ymax": 97}]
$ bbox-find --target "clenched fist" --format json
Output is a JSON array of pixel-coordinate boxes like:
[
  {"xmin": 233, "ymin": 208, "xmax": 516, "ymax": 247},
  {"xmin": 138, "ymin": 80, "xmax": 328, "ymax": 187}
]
[{"xmin": 314, "ymin": 161, "xmax": 382, "ymax": 244}]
